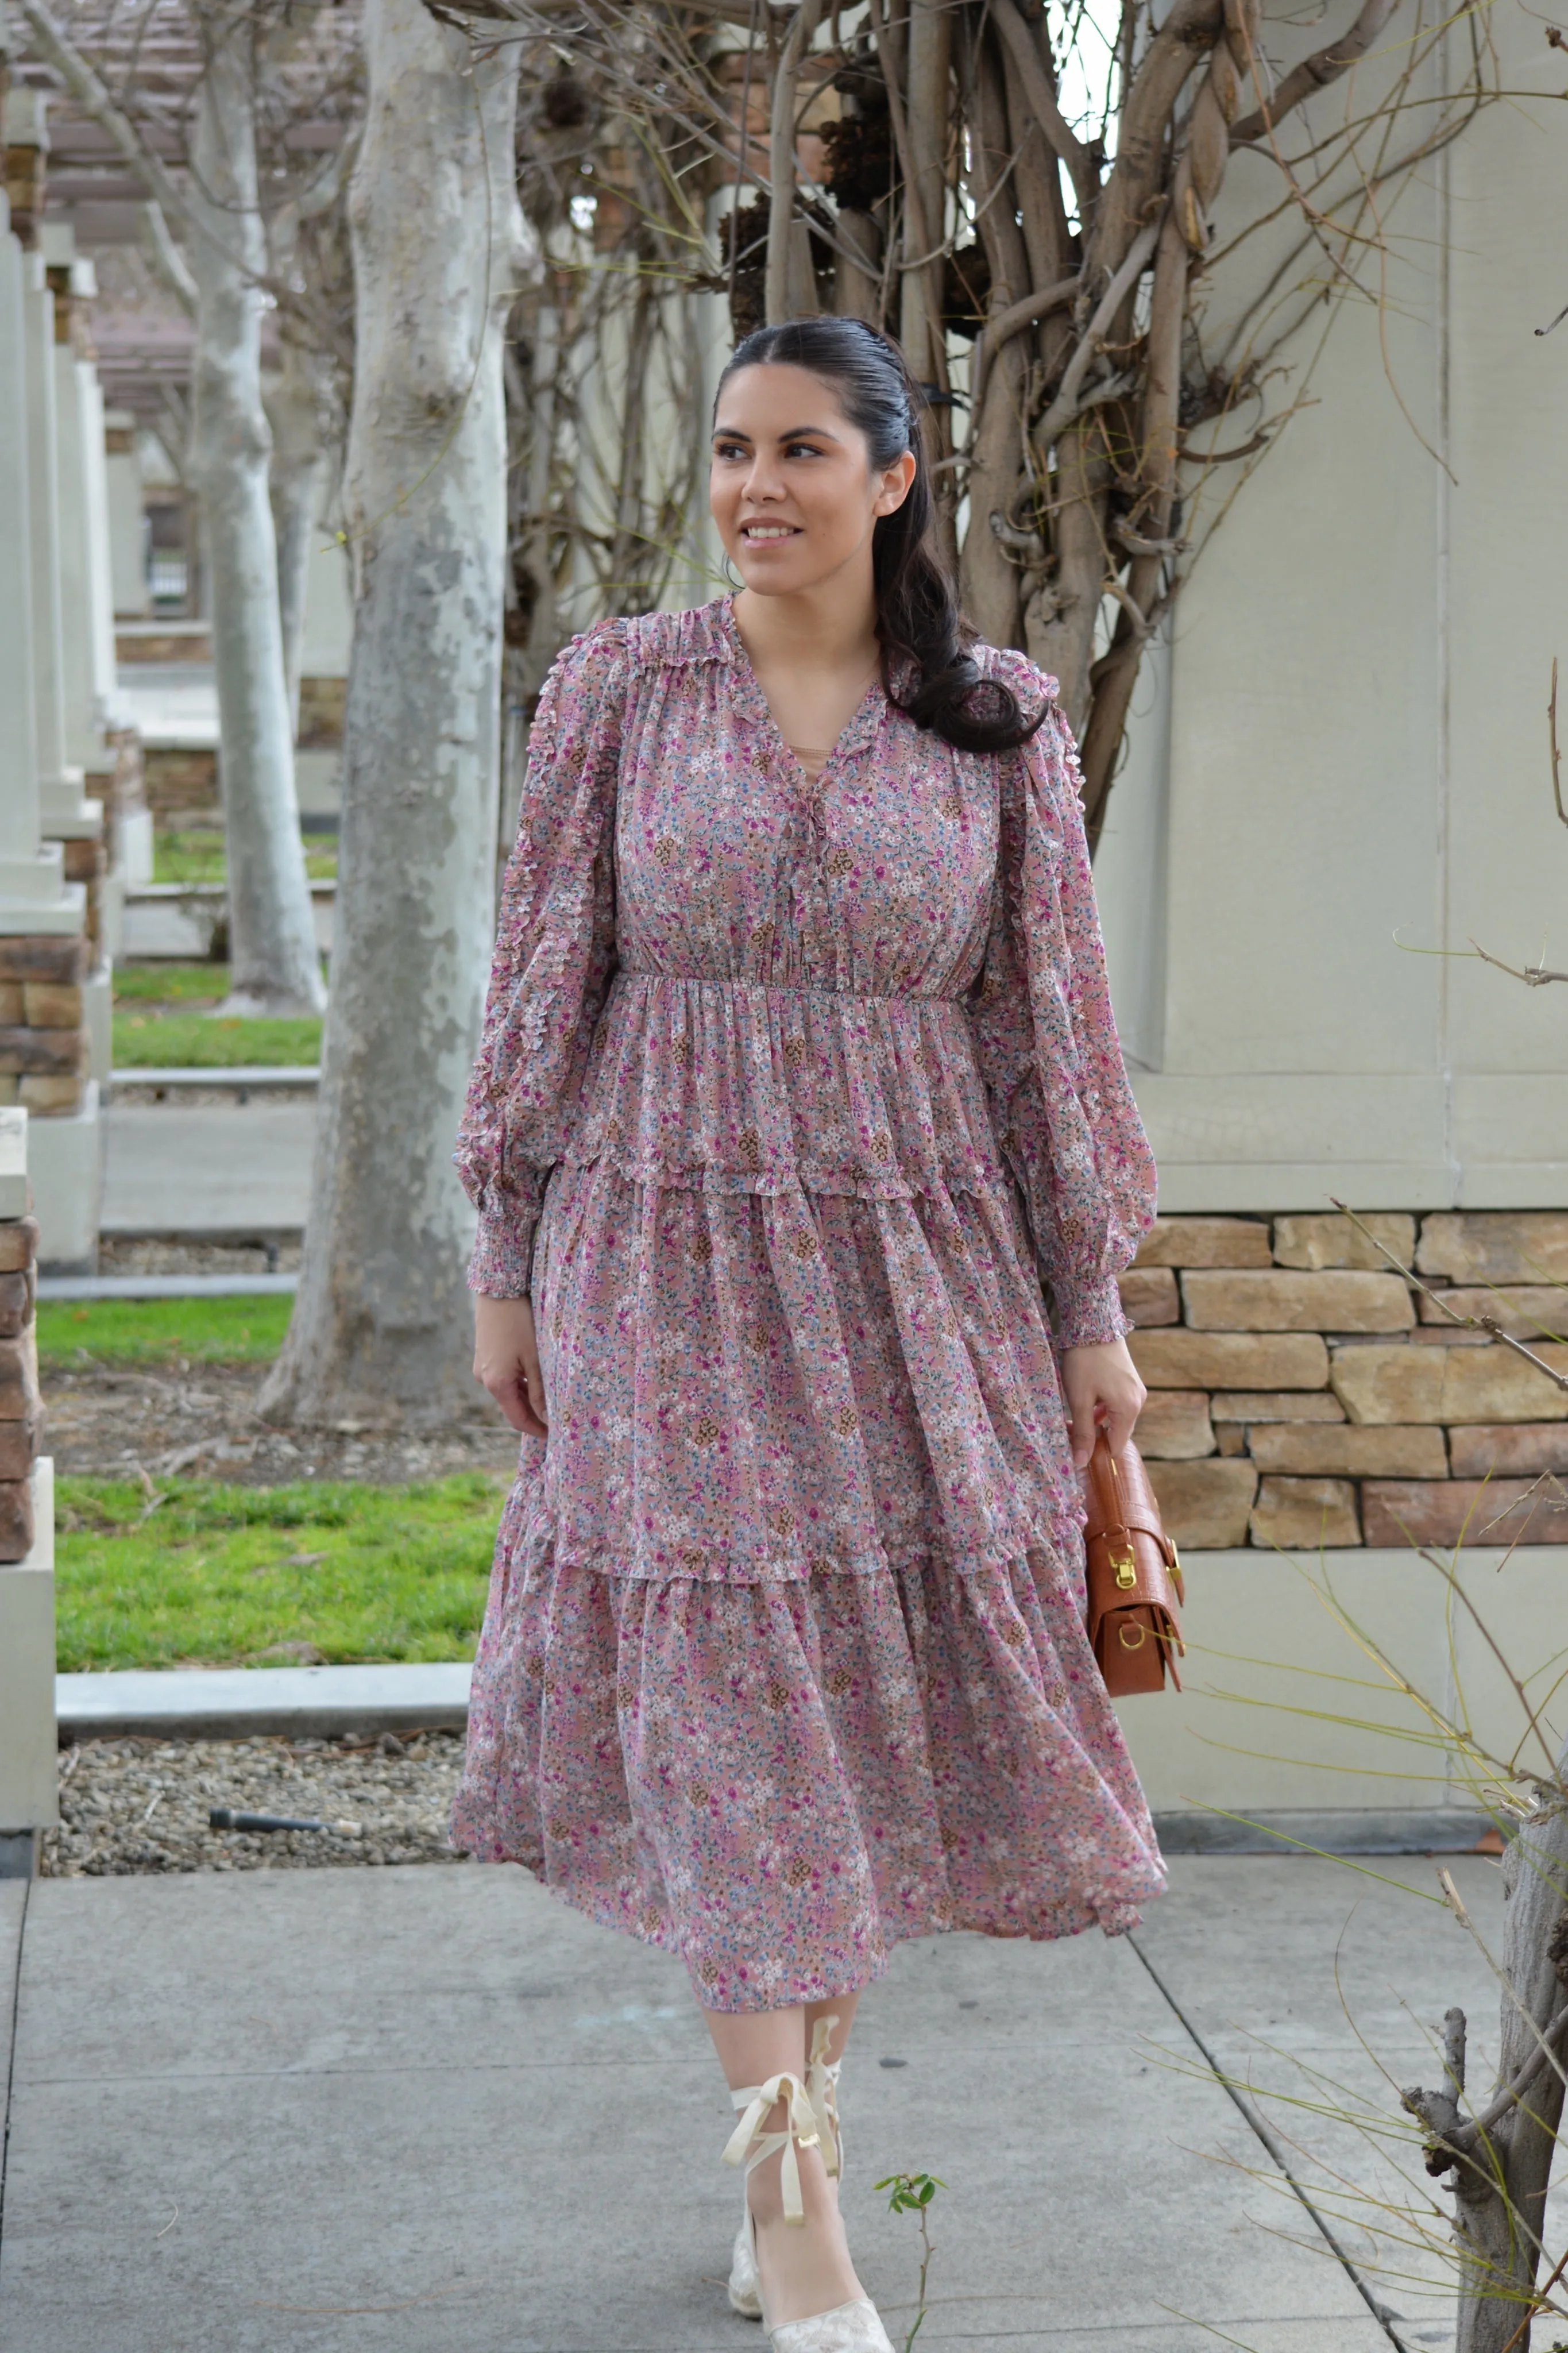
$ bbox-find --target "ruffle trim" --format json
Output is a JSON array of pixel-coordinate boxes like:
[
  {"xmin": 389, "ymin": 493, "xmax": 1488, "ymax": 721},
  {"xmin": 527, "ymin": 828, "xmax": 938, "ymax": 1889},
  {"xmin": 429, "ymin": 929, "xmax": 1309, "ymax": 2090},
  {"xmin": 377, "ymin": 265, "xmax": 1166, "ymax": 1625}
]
[
  {"xmin": 501, "ymin": 1491, "xmax": 1087, "ymax": 1587},
  {"xmin": 465, "ymin": 1856, "xmax": 1149, "ymax": 1961}
]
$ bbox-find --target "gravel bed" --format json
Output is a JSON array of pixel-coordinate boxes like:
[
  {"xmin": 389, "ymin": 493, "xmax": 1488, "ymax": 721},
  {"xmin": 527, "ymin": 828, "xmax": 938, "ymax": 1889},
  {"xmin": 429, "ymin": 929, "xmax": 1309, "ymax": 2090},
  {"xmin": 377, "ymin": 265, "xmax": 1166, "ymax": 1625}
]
[
  {"xmin": 41, "ymin": 1731, "xmax": 472, "ymax": 1877},
  {"xmin": 98, "ymin": 1237, "xmax": 305, "ymax": 1276},
  {"xmin": 111, "ymin": 1083, "xmax": 318, "ymax": 1108}
]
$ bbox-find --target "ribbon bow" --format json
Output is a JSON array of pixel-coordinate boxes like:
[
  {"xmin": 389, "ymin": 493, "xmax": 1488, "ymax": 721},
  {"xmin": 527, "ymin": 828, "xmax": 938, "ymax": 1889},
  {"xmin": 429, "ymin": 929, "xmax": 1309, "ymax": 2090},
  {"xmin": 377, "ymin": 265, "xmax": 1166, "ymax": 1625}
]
[{"xmin": 723, "ymin": 2071, "xmax": 821, "ymax": 2224}]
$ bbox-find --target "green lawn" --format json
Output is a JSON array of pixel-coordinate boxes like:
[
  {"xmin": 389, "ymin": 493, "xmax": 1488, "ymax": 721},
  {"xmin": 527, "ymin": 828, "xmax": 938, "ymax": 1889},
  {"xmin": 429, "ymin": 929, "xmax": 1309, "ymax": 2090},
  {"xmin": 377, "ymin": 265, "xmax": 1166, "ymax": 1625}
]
[
  {"xmin": 55, "ymin": 1474, "xmax": 501, "ymax": 1670},
  {"xmin": 114, "ymin": 1008, "xmax": 323, "ymax": 1067},
  {"xmin": 154, "ymin": 830, "xmax": 338, "ymax": 885},
  {"xmin": 39, "ymin": 1294, "xmax": 295, "ymax": 1368},
  {"xmin": 113, "ymin": 962, "xmax": 232, "ymax": 1003},
  {"xmin": 113, "ymin": 962, "xmax": 323, "ymax": 1067}
]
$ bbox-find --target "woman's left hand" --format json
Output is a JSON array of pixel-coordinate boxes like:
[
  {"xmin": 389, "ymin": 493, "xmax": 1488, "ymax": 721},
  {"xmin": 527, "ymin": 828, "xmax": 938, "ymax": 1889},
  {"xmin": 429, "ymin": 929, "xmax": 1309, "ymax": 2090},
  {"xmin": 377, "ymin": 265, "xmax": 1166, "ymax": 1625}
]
[{"xmin": 1060, "ymin": 1337, "xmax": 1147, "ymax": 1469}]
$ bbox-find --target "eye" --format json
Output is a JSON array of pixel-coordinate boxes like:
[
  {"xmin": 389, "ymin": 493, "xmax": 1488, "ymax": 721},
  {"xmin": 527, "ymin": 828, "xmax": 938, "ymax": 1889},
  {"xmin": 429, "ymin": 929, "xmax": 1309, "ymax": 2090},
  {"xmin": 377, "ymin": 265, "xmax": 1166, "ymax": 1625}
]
[
  {"xmin": 785, "ymin": 440, "xmax": 825, "ymax": 458},
  {"xmin": 712, "ymin": 438, "xmax": 748, "ymax": 460}
]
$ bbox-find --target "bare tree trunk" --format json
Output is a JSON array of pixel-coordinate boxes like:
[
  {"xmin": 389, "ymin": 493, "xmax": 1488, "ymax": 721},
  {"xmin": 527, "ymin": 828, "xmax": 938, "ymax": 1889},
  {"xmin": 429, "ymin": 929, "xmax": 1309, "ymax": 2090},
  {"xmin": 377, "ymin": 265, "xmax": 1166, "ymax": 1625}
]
[
  {"xmin": 1078, "ymin": 210, "xmax": 1188, "ymax": 842},
  {"xmin": 957, "ymin": 21, "xmax": 1028, "ymax": 647},
  {"xmin": 261, "ymin": 0, "xmax": 528, "ymax": 1426},
  {"xmin": 833, "ymin": 209, "xmax": 881, "ymax": 320},
  {"xmin": 1404, "ymin": 1743, "xmax": 1568, "ymax": 2351},
  {"xmin": 264, "ymin": 347, "xmax": 330, "ymax": 739},
  {"xmin": 766, "ymin": 0, "xmax": 823, "ymax": 323},
  {"xmin": 899, "ymin": 0, "xmax": 949, "ymax": 382},
  {"xmin": 1027, "ymin": 416, "xmax": 1106, "ymax": 736},
  {"xmin": 608, "ymin": 265, "xmax": 657, "ymax": 609},
  {"xmin": 186, "ymin": 6, "xmax": 325, "ymax": 1018}
]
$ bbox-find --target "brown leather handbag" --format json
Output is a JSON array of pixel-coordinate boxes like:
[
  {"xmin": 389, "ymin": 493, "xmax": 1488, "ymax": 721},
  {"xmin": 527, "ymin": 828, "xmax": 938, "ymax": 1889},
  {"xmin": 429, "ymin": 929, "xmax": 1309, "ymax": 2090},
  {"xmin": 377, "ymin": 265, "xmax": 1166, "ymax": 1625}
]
[{"xmin": 1083, "ymin": 1432, "xmax": 1185, "ymax": 1695}]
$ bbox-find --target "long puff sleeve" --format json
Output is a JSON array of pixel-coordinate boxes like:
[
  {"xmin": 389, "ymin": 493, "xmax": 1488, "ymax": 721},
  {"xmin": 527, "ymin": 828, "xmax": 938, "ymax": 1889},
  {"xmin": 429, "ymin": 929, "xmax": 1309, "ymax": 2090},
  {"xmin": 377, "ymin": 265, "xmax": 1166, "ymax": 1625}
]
[
  {"xmin": 969, "ymin": 668, "xmax": 1157, "ymax": 1348},
  {"xmin": 456, "ymin": 621, "xmax": 629, "ymax": 1295}
]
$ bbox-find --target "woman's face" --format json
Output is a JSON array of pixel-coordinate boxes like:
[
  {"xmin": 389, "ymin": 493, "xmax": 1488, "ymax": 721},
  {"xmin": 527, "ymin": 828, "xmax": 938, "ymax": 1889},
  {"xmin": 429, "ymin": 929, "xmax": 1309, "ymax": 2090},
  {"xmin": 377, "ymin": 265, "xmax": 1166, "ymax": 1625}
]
[{"xmin": 709, "ymin": 362, "xmax": 916, "ymax": 599}]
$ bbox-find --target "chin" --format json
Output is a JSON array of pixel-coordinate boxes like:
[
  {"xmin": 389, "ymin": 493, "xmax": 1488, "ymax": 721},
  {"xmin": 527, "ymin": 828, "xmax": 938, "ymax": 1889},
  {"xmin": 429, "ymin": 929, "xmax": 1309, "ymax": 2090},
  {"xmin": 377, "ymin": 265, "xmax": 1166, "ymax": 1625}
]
[{"xmin": 732, "ymin": 551, "xmax": 818, "ymax": 596}]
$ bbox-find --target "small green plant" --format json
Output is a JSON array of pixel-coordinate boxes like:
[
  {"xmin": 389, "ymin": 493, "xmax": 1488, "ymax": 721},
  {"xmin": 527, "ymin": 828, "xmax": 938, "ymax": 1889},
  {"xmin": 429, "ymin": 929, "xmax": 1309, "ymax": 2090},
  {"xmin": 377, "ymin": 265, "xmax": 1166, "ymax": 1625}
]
[{"xmin": 874, "ymin": 2171, "xmax": 945, "ymax": 2352}]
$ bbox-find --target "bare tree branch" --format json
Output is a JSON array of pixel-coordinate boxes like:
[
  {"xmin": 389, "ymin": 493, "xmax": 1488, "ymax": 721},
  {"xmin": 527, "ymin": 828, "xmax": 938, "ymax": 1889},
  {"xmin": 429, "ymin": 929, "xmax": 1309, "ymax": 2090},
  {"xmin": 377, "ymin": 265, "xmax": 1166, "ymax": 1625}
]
[
  {"xmin": 1231, "ymin": 0, "xmax": 1403, "ymax": 146},
  {"xmin": 987, "ymin": 0, "xmax": 1096, "ymax": 222},
  {"xmin": 137, "ymin": 196, "xmax": 198, "ymax": 317}
]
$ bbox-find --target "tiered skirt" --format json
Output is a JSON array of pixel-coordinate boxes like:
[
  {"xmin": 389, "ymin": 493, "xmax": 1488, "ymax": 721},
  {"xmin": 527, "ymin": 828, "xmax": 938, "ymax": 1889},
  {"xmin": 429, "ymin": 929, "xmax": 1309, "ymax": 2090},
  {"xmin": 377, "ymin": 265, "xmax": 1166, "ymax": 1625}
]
[{"xmin": 452, "ymin": 978, "xmax": 1165, "ymax": 2007}]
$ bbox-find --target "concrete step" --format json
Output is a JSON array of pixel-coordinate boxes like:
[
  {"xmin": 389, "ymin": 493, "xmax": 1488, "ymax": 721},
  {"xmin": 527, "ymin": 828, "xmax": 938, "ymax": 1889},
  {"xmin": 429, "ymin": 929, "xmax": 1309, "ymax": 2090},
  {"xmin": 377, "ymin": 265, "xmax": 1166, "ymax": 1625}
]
[
  {"xmin": 110, "ymin": 1066, "xmax": 319, "ymax": 1091},
  {"xmin": 40, "ymin": 1272, "xmax": 299, "ymax": 1301},
  {"xmin": 102, "ymin": 1098, "xmax": 315, "ymax": 1234},
  {"xmin": 57, "ymin": 1662, "xmax": 473, "ymax": 1742},
  {"xmin": 122, "ymin": 881, "xmax": 334, "ymax": 959}
]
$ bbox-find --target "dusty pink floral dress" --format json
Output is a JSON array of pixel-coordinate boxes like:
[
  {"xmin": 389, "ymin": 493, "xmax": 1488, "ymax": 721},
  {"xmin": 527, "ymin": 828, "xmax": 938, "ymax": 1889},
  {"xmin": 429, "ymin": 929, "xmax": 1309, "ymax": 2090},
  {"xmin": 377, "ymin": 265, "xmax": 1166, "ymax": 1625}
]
[{"xmin": 451, "ymin": 599, "xmax": 1164, "ymax": 2009}]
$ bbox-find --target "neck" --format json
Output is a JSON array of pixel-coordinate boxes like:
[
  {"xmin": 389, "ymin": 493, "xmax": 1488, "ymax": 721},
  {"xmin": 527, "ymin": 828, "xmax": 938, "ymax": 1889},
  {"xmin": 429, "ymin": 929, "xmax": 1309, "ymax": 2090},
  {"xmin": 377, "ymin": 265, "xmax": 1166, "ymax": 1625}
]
[{"xmin": 731, "ymin": 561, "xmax": 879, "ymax": 677}]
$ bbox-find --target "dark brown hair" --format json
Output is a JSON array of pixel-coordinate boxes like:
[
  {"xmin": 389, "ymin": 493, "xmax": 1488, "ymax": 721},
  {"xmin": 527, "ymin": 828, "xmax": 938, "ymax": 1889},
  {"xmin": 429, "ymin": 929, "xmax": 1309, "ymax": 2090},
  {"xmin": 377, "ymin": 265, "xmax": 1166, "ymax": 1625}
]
[{"xmin": 717, "ymin": 317, "xmax": 1045, "ymax": 754}]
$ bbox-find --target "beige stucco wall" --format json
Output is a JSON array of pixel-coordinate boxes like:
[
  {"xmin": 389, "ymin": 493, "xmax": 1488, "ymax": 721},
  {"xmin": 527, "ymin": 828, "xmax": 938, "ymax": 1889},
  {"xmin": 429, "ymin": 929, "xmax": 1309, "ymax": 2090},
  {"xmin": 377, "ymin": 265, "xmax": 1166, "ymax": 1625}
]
[{"xmin": 1096, "ymin": 0, "xmax": 1568, "ymax": 1213}]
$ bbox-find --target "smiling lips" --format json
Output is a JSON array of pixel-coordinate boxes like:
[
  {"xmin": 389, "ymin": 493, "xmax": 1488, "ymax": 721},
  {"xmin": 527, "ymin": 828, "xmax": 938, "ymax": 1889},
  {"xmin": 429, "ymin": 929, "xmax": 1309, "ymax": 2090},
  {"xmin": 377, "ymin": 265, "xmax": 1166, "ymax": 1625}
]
[{"xmin": 741, "ymin": 522, "xmax": 801, "ymax": 541}]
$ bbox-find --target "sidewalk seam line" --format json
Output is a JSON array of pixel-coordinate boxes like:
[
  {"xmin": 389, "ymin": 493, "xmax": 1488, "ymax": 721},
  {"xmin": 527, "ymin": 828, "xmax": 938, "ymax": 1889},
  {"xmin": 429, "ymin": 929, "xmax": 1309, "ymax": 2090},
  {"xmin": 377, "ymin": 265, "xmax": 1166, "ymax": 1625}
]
[
  {"xmin": 1126, "ymin": 1931, "xmax": 1419, "ymax": 2353},
  {"xmin": 0, "ymin": 1876, "xmax": 33, "ymax": 2271}
]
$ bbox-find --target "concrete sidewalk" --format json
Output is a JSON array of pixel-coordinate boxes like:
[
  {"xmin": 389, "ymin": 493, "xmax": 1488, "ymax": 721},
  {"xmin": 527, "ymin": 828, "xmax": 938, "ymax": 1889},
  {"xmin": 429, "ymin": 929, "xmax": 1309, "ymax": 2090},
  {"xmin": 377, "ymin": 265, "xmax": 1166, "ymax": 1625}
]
[{"xmin": 0, "ymin": 1856, "xmax": 1509, "ymax": 2351}]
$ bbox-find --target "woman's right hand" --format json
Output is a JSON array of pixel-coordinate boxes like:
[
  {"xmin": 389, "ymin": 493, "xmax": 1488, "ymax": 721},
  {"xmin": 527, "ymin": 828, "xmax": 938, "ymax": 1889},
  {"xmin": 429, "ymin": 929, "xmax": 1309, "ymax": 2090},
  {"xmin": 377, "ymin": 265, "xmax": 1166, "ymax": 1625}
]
[{"xmin": 473, "ymin": 1294, "xmax": 548, "ymax": 1437}]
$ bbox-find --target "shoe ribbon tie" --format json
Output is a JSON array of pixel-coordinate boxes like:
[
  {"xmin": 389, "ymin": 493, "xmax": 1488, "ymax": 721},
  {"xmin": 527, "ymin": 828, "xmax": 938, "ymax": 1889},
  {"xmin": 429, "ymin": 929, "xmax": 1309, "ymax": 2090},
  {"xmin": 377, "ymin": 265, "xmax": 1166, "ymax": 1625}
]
[
  {"xmin": 723, "ymin": 2071, "xmax": 820, "ymax": 2224},
  {"xmin": 805, "ymin": 2016, "xmax": 842, "ymax": 2180}
]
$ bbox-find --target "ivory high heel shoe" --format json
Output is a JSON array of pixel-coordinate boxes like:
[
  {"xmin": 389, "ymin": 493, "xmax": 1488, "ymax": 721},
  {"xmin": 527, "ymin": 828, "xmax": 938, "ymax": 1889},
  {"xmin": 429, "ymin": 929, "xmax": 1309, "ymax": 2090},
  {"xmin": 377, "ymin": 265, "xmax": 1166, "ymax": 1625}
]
[
  {"xmin": 722, "ymin": 2062, "xmax": 894, "ymax": 2352},
  {"xmin": 728, "ymin": 2020, "xmax": 845, "ymax": 2320},
  {"xmin": 769, "ymin": 2304, "xmax": 894, "ymax": 2353}
]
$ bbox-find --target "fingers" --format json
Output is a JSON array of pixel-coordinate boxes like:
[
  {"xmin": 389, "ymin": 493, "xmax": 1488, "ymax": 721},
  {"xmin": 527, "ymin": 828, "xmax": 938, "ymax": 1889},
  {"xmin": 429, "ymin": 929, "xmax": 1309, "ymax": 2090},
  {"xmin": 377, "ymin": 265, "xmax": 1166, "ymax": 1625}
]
[
  {"xmin": 502, "ymin": 1368, "xmax": 549, "ymax": 1438},
  {"xmin": 472, "ymin": 1297, "xmax": 547, "ymax": 1437},
  {"xmin": 472, "ymin": 1353, "xmax": 532, "ymax": 1434},
  {"xmin": 1060, "ymin": 1340, "xmax": 1146, "ymax": 1468},
  {"xmin": 1102, "ymin": 1391, "xmax": 1142, "ymax": 1459},
  {"xmin": 1061, "ymin": 1368, "xmax": 1098, "ymax": 1469},
  {"xmin": 520, "ymin": 1355, "xmax": 549, "ymax": 1437}
]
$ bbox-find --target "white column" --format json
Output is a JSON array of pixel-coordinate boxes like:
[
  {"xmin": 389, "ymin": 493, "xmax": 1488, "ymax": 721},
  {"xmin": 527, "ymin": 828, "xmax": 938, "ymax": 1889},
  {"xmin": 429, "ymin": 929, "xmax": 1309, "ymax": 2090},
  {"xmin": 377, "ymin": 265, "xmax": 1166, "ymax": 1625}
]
[
  {"xmin": 80, "ymin": 361, "xmax": 120, "ymax": 719},
  {"xmin": 104, "ymin": 408, "xmax": 149, "ymax": 616},
  {"xmin": 41, "ymin": 226, "xmax": 109, "ymax": 793},
  {"xmin": 36, "ymin": 227, "xmax": 105, "ymax": 837},
  {"xmin": 20, "ymin": 259, "xmax": 71, "ymax": 801},
  {"xmin": 0, "ymin": 206, "xmax": 79, "ymax": 929}
]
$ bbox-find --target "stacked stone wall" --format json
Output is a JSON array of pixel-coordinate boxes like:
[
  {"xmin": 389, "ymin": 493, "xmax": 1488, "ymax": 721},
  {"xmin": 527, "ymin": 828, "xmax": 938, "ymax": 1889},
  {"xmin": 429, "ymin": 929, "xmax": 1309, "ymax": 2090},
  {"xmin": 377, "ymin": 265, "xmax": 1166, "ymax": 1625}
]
[
  {"xmin": 1123, "ymin": 1212, "xmax": 1568, "ymax": 1549},
  {"xmin": 142, "ymin": 746, "xmax": 219, "ymax": 824},
  {"xmin": 0, "ymin": 939, "xmax": 89, "ymax": 1115},
  {"xmin": 0, "ymin": 1212, "xmax": 40, "ymax": 1562}
]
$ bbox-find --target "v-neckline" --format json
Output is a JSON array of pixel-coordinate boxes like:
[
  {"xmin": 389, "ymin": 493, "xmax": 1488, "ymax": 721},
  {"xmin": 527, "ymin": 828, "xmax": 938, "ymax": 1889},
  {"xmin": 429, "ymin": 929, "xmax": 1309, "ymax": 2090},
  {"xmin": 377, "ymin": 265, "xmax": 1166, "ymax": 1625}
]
[{"xmin": 720, "ymin": 595, "xmax": 885, "ymax": 789}]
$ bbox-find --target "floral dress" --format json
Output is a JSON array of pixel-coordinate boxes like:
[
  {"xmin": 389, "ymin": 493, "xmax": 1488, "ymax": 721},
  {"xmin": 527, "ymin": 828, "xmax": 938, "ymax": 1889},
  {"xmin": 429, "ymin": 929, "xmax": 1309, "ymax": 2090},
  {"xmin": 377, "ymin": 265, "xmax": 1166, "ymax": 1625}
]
[{"xmin": 451, "ymin": 597, "xmax": 1165, "ymax": 2011}]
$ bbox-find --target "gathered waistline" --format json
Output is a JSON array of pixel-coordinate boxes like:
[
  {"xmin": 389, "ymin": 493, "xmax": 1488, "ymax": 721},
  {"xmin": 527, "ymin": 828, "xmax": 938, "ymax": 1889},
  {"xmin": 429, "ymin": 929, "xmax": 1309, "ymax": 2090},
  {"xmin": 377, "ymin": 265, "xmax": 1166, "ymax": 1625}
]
[{"xmin": 615, "ymin": 968, "xmax": 971, "ymax": 1008}]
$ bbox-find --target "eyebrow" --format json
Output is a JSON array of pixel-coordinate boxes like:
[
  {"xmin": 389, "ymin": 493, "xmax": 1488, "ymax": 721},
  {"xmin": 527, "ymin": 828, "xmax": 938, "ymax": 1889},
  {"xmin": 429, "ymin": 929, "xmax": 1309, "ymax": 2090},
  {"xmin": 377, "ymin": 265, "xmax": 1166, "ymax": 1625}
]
[{"xmin": 711, "ymin": 423, "xmax": 844, "ymax": 444}]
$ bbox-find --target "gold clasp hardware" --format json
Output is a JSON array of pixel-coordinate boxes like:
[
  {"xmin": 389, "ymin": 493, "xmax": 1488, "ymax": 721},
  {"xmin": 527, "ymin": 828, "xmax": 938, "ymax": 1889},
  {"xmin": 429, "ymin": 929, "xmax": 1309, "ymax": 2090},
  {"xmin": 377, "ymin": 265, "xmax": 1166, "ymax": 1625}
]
[
  {"xmin": 1110, "ymin": 1542, "xmax": 1137, "ymax": 1591},
  {"xmin": 1118, "ymin": 1622, "xmax": 1148, "ymax": 1650}
]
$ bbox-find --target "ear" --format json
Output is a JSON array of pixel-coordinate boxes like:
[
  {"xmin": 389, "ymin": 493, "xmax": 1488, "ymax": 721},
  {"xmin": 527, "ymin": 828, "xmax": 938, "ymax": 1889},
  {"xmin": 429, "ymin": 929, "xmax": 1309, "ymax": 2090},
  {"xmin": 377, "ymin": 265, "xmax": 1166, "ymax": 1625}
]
[{"xmin": 874, "ymin": 449, "xmax": 918, "ymax": 518}]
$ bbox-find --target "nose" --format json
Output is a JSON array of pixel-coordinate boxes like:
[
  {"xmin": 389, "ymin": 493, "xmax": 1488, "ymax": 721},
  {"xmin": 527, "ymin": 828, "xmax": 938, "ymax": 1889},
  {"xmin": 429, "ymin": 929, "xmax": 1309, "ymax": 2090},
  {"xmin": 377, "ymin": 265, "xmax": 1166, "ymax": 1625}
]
[{"xmin": 740, "ymin": 449, "xmax": 786, "ymax": 503}]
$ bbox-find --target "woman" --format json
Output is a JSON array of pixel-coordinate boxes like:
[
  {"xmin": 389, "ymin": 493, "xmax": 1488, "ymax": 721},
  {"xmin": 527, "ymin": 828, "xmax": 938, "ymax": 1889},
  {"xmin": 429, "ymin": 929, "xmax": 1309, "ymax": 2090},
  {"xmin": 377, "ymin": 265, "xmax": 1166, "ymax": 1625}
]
[{"xmin": 454, "ymin": 317, "xmax": 1164, "ymax": 2353}]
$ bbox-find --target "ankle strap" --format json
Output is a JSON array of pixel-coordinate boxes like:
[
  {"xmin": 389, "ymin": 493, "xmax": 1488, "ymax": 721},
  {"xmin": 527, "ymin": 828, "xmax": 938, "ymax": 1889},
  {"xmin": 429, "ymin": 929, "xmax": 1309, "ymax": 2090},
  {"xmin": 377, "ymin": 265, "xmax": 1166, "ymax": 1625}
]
[
  {"xmin": 723, "ymin": 2072, "xmax": 820, "ymax": 2224},
  {"xmin": 805, "ymin": 2016, "xmax": 842, "ymax": 2181}
]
